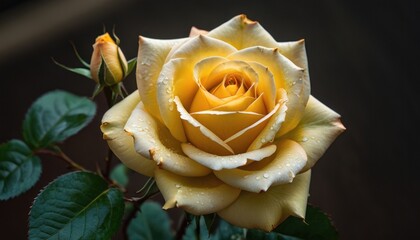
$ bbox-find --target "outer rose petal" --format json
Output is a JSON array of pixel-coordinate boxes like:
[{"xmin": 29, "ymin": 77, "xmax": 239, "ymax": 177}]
[
  {"xmin": 137, "ymin": 37, "xmax": 185, "ymax": 122},
  {"xmin": 101, "ymin": 91, "xmax": 155, "ymax": 176},
  {"xmin": 208, "ymin": 14, "xmax": 279, "ymax": 50},
  {"xmin": 124, "ymin": 101, "xmax": 211, "ymax": 177},
  {"xmin": 214, "ymin": 139, "xmax": 307, "ymax": 192},
  {"xmin": 218, "ymin": 170, "xmax": 311, "ymax": 231},
  {"xmin": 181, "ymin": 143, "xmax": 277, "ymax": 171},
  {"xmin": 283, "ymin": 96, "xmax": 346, "ymax": 172},
  {"xmin": 155, "ymin": 169, "xmax": 241, "ymax": 215}
]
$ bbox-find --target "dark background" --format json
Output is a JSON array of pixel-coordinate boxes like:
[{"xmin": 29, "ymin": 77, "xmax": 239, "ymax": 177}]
[{"xmin": 0, "ymin": 0, "xmax": 418, "ymax": 239}]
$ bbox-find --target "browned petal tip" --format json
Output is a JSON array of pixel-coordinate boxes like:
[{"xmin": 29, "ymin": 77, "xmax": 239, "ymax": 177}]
[
  {"xmin": 240, "ymin": 14, "xmax": 257, "ymax": 25},
  {"xmin": 102, "ymin": 134, "xmax": 111, "ymax": 140}
]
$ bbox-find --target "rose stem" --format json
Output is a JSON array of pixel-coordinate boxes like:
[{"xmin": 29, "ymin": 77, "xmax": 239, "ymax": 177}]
[
  {"xmin": 175, "ymin": 213, "xmax": 188, "ymax": 240},
  {"xmin": 103, "ymin": 86, "xmax": 115, "ymax": 179},
  {"xmin": 36, "ymin": 149, "xmax": 86, "ymax": 171}
]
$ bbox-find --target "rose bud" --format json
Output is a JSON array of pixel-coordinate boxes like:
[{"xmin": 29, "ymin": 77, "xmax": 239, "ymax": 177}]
[{"xmin": 90, "ymin": 32, "xmax": 128, "ymax": 86}]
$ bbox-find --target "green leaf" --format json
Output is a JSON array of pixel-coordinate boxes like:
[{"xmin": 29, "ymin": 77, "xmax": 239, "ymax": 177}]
[
  {"xmin": 110, "ymin": 164, "xmax": 129, "ymax": 187},
  {"xmin": 52, "ymin": 58, "xmax": 92, "ymax": 79},
  {"xmin": 274, "ymin": 205, "xmax": 338, "ymax": 240},
  {"xmin": 127, "ymin": 201, "xmax": 173, "ymax": 240},
  {"xmin": 29, "ymin": 171, "xmax": 124, "ymax": 240},
  {"xmin": 183, "ymin": 216, "xmax": 245, "ymax": 240},
  {"xmin": 0, "ymin": 140, "xmax": 41, "ymax": 200},
  {"xmin": 23, "ymin": 90, "xmax": 96, "ymax": 149}
]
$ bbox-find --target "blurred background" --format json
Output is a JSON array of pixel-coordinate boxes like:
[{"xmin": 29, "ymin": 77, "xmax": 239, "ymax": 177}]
[{"xmin": 0, "ymin": 0, "xmax": 418, "ymax": 239}]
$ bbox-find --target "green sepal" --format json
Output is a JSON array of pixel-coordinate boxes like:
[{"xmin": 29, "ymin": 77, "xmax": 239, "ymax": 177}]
[
  {"xmin": 135, "ymin": 177, "xmax": 159, "ymax": 199},
  {"xmin": 70, "ymin": 41, "xmax": 90, "ymax": 68},
  {"xmin": 52, "ymin": 58, "xmax": 91, "ymax": 79},
  {"xmin": 0, "ymin": 139, "xmax": 41, "ymax": 200},
  {"xmin": 92, "ymin": 83, "xmax": 104, "ymax": 98},
  {"xmin": 126, "ymin": 58, "xmax": 137, "ymax": 77}
]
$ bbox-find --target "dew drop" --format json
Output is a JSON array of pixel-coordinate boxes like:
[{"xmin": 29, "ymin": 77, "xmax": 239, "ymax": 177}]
[
  {"xmin": 243, "ymin": 175, "xmax": 249, "ymax": 179},
  {"xmin": 175, "ymin": 184, "xmax": 181, "ymax": 189},
  {"xmin": 301, "ymin": 137, "xmax": 308, "ymax": 142},
  {"xmin": 261, "ymin": 138, "xmax": 266, "ymax": 143},
  {"xmin": 263, "ymin": 173, "xmax": 269, "ymax": 179},
  {"xmin": 169, "ymin": 104, "xmax": 174, "ymax": 111},
  {"xmin": 256, "ymin": 176, "xmax": 261, "ymax": 180}
]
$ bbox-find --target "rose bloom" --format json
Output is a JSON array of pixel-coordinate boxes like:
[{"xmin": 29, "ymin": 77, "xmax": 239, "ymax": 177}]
[{"xmin": 101, "ymin": 15, "xmax": 345, "ymax": 231}]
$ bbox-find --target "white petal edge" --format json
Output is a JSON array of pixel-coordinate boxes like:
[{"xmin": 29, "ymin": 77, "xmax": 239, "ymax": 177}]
[
  {"xmin": 155, "ymin": 169, "xmax": 241, "ymax": 215},
  {"xmin": 181, "ymin": 143, "xmax": 277, "ymax": 171},
  {"xmin": 124, "ymin": 102, "xmax": 211, "ymax": 177},
  {"xmin": 218, "ymin": 170, "xmax": 311, "ymax": 231},
  {"xmin": 214, "ymin": 139, "xmax": 307, "ymax": 193},
  {"xmin": 101, "ymin": 91, "xmax": 155, "ymax": 176}
]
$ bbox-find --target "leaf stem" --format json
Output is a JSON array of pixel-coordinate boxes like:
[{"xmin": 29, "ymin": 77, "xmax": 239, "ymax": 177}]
[{"xmin": 36, "ymin": 149, "xmax": 86, "ymax": 171}]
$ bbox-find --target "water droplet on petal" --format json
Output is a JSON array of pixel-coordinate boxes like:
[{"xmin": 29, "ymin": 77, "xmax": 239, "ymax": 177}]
[
  {"xmin": 301, "ymin": 137, "xmax": 308, "ymax": 142},
  {"xmin": 263, "ymin": 173, "xmax": 269, "ymax": 179},
  {"xmin": 175, "ymin": 184, "xmax": 181, "ymax": 189}
]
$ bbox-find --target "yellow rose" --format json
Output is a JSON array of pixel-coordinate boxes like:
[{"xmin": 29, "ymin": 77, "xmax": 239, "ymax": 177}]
[
  {"xmin": 101, "ymin": 15, "xmax": 345, "ymax": 231},
  {"xmin": 90, "ymin": 32, "xmax": 128, "ymax": 86}
]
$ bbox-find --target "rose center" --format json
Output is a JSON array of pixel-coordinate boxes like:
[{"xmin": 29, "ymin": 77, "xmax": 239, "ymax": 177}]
[{"xmin": 209, "ymin": 72, "xmax": 250, "ymax": 98}]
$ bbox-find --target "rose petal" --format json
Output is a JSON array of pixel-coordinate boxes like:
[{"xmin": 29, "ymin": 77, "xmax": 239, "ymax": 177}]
[
  {"xmin": 174, "ymin": 96, "xmax": 235, "ymax": 155},
  {"xmin": 137, "ymin": 37, "xmax": 185, "ymax": 122},
  {"xmin": 211, "ymin": 96, "xmax": 256, "ymax": 112},
  {"xmin": 191, "ymin": 110, "xmax": 264, "ymax": 142},
  {"xmin": 155, "ymin": 169, "xmax": 241, "ymax": 215},
  {"xmin": 124, "ymin": 101, "xmax": 211, "ymax": 177},
  {"xmin": 248, "ymin": 62, "xmax": 277, "ymax": 112},
  {"xmin": 217, "ymin": 170, "xmax": 311, "ymax": 231},
  {"xmin": 247, "ymin": 89, "xmax": 288, "ymax": 151},
  {"xmin": 168, "ymin": 35, "xmax": 237, "ymax": 67},
  {"xmin": 208, "ymin": 14, "xmax": 279, "ymax": 50},
  {"xmin": 182, "ymin": 143, "xmax": 276, "ymax": 171},
  {"xmin": 214, "ymin": 139, "xmax": 307, "ymax": 192},
  {"xmin": 101, "ymin": 91, "xmax": 155, "ymax": 176},
  {"xmin": 282, "ymin": 96, "xmax": 345, "ymax": 172},
  {"xmin": 205, "ymin": 60, "xmax": 258, "ymax": 91},
  {"xmin": 156, "ymin": 58, "xmax": 191, "ymax": 142},
  {"xmin": 244, "ymin": 94, "xmax": 267, "ymax": 114},
  {"xmin": 228, "ymin": 46, "xmax": 307, "ymax": 136},
  {"xmin": 189, "ymin": 86, "xmax": 226, "ymax": 113}
]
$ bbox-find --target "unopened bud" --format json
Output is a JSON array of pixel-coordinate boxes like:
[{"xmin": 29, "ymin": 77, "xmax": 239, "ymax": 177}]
[{"xmin": 90, "ymin": 33, "xmax": 128, "ymax": 86}]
